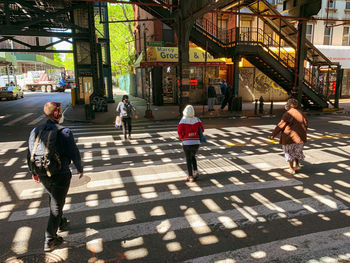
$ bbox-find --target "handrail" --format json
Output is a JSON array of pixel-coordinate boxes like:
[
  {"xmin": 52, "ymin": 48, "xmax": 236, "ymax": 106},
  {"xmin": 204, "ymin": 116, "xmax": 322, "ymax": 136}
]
[{"xmin": 194, "ymin": 18, "xmax": 333, "ymax": 104}]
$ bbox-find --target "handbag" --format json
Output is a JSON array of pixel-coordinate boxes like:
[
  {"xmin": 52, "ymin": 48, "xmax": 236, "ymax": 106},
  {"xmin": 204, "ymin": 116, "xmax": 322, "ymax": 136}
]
[
  {"xmin": 198, "ymin": 126, "xmax": 207, "ymax": 143},
  {"xmin": 115, "ymin": 115, "xmax": 122, "ymax": 129}
]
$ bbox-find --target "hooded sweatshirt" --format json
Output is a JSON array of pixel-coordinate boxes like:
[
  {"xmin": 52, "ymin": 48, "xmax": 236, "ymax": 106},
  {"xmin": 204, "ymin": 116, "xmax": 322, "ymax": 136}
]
[{"xmin": 177, "ymin": 105, "xmax": 204, "ymax": 145}]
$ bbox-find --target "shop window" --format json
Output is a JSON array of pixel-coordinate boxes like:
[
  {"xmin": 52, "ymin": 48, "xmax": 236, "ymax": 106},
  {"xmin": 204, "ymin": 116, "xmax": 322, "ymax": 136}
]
[
  {"xmin": 343, "ymin": 27, "xmax": 350, "ymax": 46},
  {"xmin": 323, "ymin": 26, "xmax": 332, "ymax": 45},
  {"xmin": 346, "ymin": 1, "xmax": 350, "ymax": 9},
  {"xmin": 306, "ymin": 24, "xmax": 313, "ymax": 43}
]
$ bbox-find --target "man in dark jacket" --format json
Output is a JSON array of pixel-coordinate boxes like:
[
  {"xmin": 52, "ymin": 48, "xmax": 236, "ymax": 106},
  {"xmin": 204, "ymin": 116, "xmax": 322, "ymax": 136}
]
[
  {"xmin": 221, "ymin": 84, "xmax": 234, "ymax": 111},
  {"xmin": 207, "ymin": 85, "xmax": 217, "ymax": 111},
  {"xmin": 27, "ymin": 102, "xmax": 83, "ymax": 252}
]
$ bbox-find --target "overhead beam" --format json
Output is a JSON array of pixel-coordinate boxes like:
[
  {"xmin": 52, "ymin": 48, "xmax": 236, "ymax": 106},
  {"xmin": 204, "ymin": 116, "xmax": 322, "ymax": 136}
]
[
  {"xmin": 73, "ymin": 0, "xmax": 177, "ymax": 8},
  {"xmin": 0, "ymin": 29, "xmax": 88, "ymax": 38},
  {"xmin": 185, "ymin": 0, "xmax": 237, "ymax": 23},
  {"xmin": 0, "ymin": 48, "xmax": 73, "ymax": 53}
]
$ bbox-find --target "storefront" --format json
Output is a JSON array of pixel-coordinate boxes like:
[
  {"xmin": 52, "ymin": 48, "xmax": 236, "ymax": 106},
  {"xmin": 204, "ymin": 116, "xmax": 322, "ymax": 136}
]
[
  {"xmin": 136, "ymin": 45, "xmax": 227, "ymax": 105},
  {"xmin": 315, "ymin": 45, "xmax": 350, "ymax": 97}
]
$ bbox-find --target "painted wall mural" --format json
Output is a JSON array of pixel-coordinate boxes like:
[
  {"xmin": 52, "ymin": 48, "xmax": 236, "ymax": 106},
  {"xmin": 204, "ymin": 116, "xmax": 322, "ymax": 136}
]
[{"xmin": 239, "ymin": 68, "xmax": 288, "ymax": 102}]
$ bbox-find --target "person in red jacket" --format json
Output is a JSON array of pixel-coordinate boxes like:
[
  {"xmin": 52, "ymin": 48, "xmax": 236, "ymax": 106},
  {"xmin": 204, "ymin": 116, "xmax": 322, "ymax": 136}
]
[{"xmin": 177, "ymin": 105, "xmax": 204, "ymax": 182}]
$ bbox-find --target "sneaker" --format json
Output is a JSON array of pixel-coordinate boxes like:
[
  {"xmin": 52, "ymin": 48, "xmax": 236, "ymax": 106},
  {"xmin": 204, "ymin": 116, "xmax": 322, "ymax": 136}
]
[
  {"xmin": 58, "ymin": 217, "xmax": 69, "ymax": 232},
  {"xmin": 44, "ymin": 236, "xmax": 63, "ymax": 252},
  {"xmin": 128, "ymin": 135, "xmax": 132, "ymax": 140},
  {"xmin": 193, "ymin": 171, "xmax": 199, "ymax": 180},
  {"xmin": 186, "ymin": 176, "xmax": 194, "ymax": 183}
]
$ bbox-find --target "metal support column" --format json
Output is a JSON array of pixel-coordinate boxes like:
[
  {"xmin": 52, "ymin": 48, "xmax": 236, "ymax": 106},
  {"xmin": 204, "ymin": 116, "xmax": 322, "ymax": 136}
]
[
  {"xmin": 296, "ymin": 21, "xmax": 307, "ymax": 105},
  {"xmin": 334, "ymin": 66, "xmax": 343, "ymax": 108},
  {"xmin": 233, "ymin": 56, "xmax": 240, "ymax": 97},
  {"xmin": 177, "ymin": 14, "xmax": 192, "ymax": 115}
]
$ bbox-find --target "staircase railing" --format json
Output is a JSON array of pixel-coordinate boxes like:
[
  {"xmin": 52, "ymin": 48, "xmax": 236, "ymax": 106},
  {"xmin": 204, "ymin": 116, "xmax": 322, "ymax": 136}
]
[
  {"xmin": 194, "ymin": 18, "xmax": 334, "ymax": 104},
  {"xmin": 194, "ymin": 19, "xmax": 295, "ymax": 70}
]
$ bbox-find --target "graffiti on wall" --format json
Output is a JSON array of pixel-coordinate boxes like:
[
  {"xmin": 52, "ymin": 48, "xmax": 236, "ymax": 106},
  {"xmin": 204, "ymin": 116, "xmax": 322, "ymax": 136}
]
[
  {"xmin": 254, "ymin": 72, "xmax": 287, "ymax": 94},
  {"xmin": 91, "ymin": 95, "xmax": 108, "ymax": 112}
]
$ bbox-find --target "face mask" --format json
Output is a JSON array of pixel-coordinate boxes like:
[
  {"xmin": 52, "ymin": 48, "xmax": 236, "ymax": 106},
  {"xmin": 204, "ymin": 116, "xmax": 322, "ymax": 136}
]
[{"xmin": 58, "ymin": 114, "xmax": 64, "ymax": 124}]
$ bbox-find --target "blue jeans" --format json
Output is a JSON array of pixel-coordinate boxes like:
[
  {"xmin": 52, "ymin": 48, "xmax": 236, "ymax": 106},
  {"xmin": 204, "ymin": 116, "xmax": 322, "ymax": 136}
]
[{"xmin": 39, "ymin": 173, "xmax": 71, "ymax": 242}]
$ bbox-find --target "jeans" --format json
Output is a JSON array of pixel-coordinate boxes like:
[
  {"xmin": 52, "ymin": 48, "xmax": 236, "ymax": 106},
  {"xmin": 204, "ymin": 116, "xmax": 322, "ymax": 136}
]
[
  {"xmin": 39, "ymin": 173, "xmax": 71, "ymax": 242},
  {"xmin": 183, "ymin": 144, "xmax": 199, "ymax": 177},
  {"xmin": 122, "ymin": 117, "xmax": 132, "ymax": 139},
  {"xmin": 208, "ymin": 97, "xmax": 216, "ymax": 111}
]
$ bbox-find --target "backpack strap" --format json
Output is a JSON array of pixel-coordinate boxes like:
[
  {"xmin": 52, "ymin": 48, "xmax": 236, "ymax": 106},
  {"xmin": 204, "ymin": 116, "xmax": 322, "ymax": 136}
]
[
  {"xmin": 30, "ymin": 130, "xmax": 42, "ymax": 163},
  {"xmin": 43, "ymin": 130, "xmax": 53, "ymax": 177},
  {"xmin": 30, "ymin": 130, "xmax": 42, "ymax": 175}
]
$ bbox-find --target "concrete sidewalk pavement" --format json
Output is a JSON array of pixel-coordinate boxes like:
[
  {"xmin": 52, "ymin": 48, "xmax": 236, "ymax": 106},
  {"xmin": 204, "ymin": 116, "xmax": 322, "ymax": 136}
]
[{"xmin": 64, "ymin": 89, "xmax": 350, "ymax": 125}]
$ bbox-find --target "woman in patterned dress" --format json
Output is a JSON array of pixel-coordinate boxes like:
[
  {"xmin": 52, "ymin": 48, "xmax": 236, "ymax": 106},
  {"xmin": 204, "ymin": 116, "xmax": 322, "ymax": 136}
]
[{"xmin": 270, "ymin": 98, "xmax": 308, "ymax": 174}]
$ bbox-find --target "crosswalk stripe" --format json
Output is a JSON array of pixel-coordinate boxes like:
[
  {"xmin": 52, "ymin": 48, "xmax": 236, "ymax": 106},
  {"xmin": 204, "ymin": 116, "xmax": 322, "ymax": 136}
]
[
  {"xmin": 184, "ymin": 226, "xmax": 350, "ymax": 263},
  {"xmin": 8, "ymin": 179, "xmax": 302, "ymax": 222},
  {"xmin": 4, "ymin": 113, "xmax": 33, "ymax": 126},
  {"xmin": 72, "ymin": 125, "xmax": 177, "ymax": 135},
  {"xmin": 27, "ymin": 115, "xmax": 45, "ymax": 125},
  {"xmin": 62, "ymin": 195, "xmax": 347, "ymax": 245}
]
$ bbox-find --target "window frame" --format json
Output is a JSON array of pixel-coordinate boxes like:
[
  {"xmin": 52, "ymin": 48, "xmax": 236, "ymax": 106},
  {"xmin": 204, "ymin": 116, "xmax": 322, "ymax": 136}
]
[
  {"xmin": 346, "ymin": 1, "xmax": 350, "ymax": 10},
  {"xmin": 328, "ymin": 0, "xmax": 335, "ymax": 9},
  {"xmin": 323, "ymin": 26, "xmax": 333, "ymax": 45},
  {"xmin": 343, "ymin": 26, "xmax": 350, "ymax": 46}
]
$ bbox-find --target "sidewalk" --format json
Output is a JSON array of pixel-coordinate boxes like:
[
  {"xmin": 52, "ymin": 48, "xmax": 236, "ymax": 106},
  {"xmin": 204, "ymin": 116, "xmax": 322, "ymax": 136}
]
[{"xmin": 64, "ymin": 89, "xmax": 350, "ymax": 125}]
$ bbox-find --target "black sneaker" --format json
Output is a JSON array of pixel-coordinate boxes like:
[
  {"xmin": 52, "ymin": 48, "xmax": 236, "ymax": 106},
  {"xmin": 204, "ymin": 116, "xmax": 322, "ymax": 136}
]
[
  {"xmin": 59, "ymin": 217, "xmax": 69, "ymax": 232},
  {"xmin": 44, "ymin": 236, "xmax": 63, "ymax": 252}
]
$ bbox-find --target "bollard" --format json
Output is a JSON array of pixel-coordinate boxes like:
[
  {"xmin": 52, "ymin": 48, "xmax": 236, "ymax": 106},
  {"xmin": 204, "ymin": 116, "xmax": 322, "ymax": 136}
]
[
  {"xmin": 270, "ymin": 100, "xmax": 273, "ymax": 115},
  {"xmin": 259, "ymin": 96, "xmax": 264, "ymax": 114},
  {"xmin": 254, "ymin": 99, "xmax": 258, "ymax": 115}
]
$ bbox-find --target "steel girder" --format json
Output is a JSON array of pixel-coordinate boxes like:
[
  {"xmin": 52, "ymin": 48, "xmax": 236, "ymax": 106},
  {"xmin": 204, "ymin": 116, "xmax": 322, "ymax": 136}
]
[{"xmin": 0, "ymin": 0, "xmax": 89, "ymax": 52}]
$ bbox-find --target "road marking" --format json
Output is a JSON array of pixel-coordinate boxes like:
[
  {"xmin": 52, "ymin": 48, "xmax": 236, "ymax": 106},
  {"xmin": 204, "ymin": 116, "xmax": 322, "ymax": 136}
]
[
  {"xmin": 62, "ymin": 195, "xmax": 346, "ymax": 245},
  {"xmin": 4, "ymin": 113, "xmax": 33, "ymax": 126},
  {"xmin": 184, "ymin": 226, "xmax": 350, "ymax": 263},
  {"xmin": 8, "ymin": 179, "xmax": 302, "ymax": 221},
  {"xmin": 28, "ymin": 115, "xmax": 45, "ymax": 125}
]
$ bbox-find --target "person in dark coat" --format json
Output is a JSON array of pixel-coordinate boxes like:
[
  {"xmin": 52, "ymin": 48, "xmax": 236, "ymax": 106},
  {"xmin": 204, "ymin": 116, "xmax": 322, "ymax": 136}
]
[
  {"xmin": 220, "ymin": 84, "xmax": 234, "ymax": 111},
  {"xmin": 27, "ymin": 102, "xmax": 83, "ymax": 252}
]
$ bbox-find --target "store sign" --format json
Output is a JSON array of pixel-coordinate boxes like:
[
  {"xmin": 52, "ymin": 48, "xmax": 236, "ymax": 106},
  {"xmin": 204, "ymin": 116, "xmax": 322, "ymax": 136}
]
[
  {"xmin": 147, "ymin": 46, "xmax": 226, "ymax": 63},
  {"xmin": 315, "ymin": 45, "xmax": 350, "ymax": 68},
  {"xmin": 147, "ymin": 41, "xmax": 164, "ymax": 46}
]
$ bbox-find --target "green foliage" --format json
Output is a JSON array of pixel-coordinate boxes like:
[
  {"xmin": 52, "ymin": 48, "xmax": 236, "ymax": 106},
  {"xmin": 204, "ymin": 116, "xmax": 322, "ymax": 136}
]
[
  {"xmin": 62, "ymin": 53, "xmax": 74, "ymax": 71},
  {"xmin": 107, "ymin": 3, "xmax": 135, "ymax": 78},
  {"xmin": 53, "ymin": 52, "xmax": 63, "ymax": 63}
]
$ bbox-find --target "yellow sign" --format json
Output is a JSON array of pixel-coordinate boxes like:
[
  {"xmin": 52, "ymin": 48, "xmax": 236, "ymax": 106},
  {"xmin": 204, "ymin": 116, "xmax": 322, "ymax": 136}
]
[{"xmin": 147, "ymin": 46, "xmax": 226, "ymax": 63}]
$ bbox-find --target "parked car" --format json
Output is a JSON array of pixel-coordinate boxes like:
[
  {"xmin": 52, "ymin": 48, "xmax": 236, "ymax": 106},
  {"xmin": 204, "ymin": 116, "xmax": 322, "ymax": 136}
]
[{"xmin": 0, "ymin": 85, "xmax": 24, "ymax": 100}]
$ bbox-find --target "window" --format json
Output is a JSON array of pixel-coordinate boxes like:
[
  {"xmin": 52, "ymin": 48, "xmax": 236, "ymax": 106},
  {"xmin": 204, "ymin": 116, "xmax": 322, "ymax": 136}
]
[
  {"xmin": 306, "ymin": 24, "xmax": 313, "ymax": 42},
  {"xmin": 217, "ymin": 16, "xmax": 228, "ymax": 41},
  {"xmin": 162, "ymin": 23, "xmax": 174, "ymax": 43},
  {"xmin": 343, "ymin": 27, "xmax": 350, "ymax": 46},
  {"xmin": 346, "ymin": 1, "xmax": 350, "ymax": 9},
  {"xmin": 323, "ymin": 26, "xmax": 332, "ymax": 45},
  {"xmin": 328, "ymin": 0, "xmax": 335, "ymax": 9}
]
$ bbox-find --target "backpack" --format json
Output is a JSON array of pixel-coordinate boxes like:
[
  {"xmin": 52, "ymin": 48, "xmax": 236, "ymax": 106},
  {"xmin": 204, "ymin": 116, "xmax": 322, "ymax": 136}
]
[
  {"xmin": 28, "ymin": 124, "xmax": 63, "ymax": 177},
  {"xmin": 121, "ymin": 102, "xmax": 133, "ymax": 118}
]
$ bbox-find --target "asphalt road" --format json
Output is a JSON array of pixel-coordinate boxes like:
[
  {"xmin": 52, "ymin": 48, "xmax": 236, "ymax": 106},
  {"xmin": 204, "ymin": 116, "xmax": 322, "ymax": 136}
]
[{"xmin": 1, "ymin": 93, "xmax": 350, "ymax": 263}]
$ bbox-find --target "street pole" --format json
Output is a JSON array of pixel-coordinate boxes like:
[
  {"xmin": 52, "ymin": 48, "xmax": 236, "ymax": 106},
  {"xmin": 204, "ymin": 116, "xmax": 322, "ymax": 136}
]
[{"xmin": 143, "ymin": 24, "xmax": 153, "ymax": 118}]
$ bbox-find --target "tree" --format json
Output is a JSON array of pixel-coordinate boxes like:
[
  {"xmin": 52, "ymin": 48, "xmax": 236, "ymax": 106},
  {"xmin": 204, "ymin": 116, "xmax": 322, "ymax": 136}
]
[{"xmin": 108, "ymin": 3, "xmax": 135, "ymax": 79}]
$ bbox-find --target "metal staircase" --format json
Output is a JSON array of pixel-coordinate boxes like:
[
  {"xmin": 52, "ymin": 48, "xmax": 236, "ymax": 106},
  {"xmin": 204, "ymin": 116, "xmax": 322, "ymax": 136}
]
[{"xmin": 135, "ymin": 0, "xmax": 340, "ymax": 108}]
